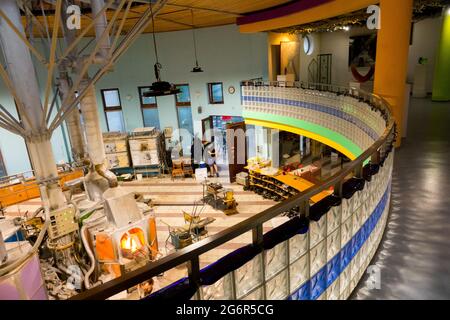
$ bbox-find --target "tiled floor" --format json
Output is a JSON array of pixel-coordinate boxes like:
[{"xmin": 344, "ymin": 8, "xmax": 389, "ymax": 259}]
[{"xmin": 352, "ymin": 97, "xmax": 450, "ymax": 300}]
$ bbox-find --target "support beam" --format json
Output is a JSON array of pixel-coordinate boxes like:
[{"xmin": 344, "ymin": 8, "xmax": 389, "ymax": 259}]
[
  {"xmin": 42, "ymin": 0, "xmax": 62, "ymax": 125},
  {"xmin": 0, "ymin": 8, "xmax": 48, "ymax": 65},
  {"xmin": 0, "ymin": 0, "xmax": 65, "ymax": 210},
  {"xmin": 373, "ymin": 0, "xmax": 413, "ymax": 147},
  {"xmin": 165, "ymin": 3, "xmax": 242, "ymax": 17},
  {"xmin": 49, "ymin": 0, "xmax": 168, "ymax": 131}
]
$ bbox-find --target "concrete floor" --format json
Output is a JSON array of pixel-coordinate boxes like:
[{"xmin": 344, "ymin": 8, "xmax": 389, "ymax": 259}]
[{"xmin": 353, "ymin": 97, "xmax": 450, "ymax": 300}]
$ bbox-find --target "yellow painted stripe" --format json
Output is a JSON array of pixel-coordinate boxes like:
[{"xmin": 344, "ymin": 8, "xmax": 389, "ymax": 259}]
[{"xmin": 245, "ymin": 118, "xmax": 357, "ymax": 160}]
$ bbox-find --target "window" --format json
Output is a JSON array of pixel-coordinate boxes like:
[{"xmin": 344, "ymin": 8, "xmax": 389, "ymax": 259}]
[
  {"xmin": 138, "ymin": 87, "xmax": 160, "ymax": 129},
  {"xmin": 208, "ymin": 82, "xmax": 224, "ymax": 104},
  {"xmin": 101, "ymin": 88, "xmax": 125, "ymax": 132},
  {"xmin": 0, "ymin": 149, "xmax": 6, "ymax": 178},
  {"xmin": 175, "ymin": 84, "xmax": 194, "ymax": 135},
  {"xmin": 175, "ymin": 84, "xmax": 191, "ymax": 106}
]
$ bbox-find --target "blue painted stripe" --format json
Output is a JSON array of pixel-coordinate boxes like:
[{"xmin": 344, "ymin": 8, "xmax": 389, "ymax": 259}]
[
  {"xmin": 242, "ymin": 95, "xmax": 379, "ymax": 141},
  {"xmin": 289, "ymin": 183, "xmax": 391, "ymax": 300}
]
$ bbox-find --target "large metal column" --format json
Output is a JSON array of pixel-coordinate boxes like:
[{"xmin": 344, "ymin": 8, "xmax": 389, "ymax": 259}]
[
  {"xmin": 0, "ymin": 0, "xmax": 65, "ymax": 210},
  {"xmin": 59, "ymin": 0, "xmax": 87, "ymax": 163}
]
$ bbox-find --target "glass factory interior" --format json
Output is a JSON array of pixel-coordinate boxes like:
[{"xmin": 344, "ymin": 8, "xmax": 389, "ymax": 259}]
[{"xmin": 0, "ymin": 0, "xmax": 449, "ymax": 301}]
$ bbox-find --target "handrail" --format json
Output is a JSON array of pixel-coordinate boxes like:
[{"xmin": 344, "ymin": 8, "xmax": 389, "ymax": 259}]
[{"xmin": 71, "ymin": 82, "xmax": 395, "ymax": 300}]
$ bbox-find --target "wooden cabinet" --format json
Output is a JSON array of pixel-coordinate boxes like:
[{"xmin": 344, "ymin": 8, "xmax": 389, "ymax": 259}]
[{"xmin": 0, "ymin": 170, "xmax": 83, "ymax": 207}]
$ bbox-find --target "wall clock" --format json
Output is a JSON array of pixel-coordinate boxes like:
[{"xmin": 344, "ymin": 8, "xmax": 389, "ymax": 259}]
[{"xmin": 228, "ymin": 86, "xmax": 236, "ymax": 94}]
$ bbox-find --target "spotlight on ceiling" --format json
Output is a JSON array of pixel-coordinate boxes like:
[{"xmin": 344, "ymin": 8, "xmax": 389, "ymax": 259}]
[
  {"xmin": 144, "ymin": 3, "xmax": 180, "ymax": 98},
  {"xmin": 343, "ymin": 26, "xmax": 350, "ymax": 31},
  {"xmin": 446, "ymin": 7, "xmax": 450, "ymax": 16},
  {"xmin": 143, "ymin": 63, "xmax": 181, "ymax": 98},
  {"xmin": 191, "ymin": 64, "xmax": 204, "ymax": 73}
]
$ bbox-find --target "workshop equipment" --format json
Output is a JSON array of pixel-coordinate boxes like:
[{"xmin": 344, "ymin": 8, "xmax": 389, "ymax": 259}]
[
  {"xmin": 163, "ymin": 201, "xmax": 215, "ymax": 250},
  {"xmin": 202, "ymin": 182, "xmax": 238, "ymax": 215}
]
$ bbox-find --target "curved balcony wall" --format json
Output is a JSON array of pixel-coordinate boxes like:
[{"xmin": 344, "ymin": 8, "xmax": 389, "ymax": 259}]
[
  {"xmin": 196, "ymin": 153, "xmax": 393, "ymax": 300},
  {"xmin": 73, "ymin": 83, "xmax": 395, "ymax": 301},
  {"xmin": 242, "ymin": 85, "xmax": 388, "ymax": 160}
]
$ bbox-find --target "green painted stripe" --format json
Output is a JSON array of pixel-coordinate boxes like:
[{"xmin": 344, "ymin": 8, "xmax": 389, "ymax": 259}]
[{"xmin": 243, "ymin": 110, "xmax": 364, "ymax": 158}]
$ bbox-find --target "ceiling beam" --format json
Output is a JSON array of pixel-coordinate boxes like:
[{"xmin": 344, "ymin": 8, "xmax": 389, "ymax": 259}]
[
  {"xmin": 165, "ymin": 3, "xmax": 243, "ymax": 17},
  {"xmin": 156, "ymin": 16, "xmax": 193, "ymax": 28}
]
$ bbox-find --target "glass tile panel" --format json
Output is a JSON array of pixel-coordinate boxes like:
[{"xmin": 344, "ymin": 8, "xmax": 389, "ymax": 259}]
[
  {"xmin": 234, "ymin": 254, "xmax": 263, "ymax": 299},
  {"xmin": 265, "ymin": 269, "xmax": 288, "ymax": 300},
  {"xmin": 201, "ymin": 273, "xmax": 233, "ymax": 300},
  {"xmin": 265, "ymin": 242, "xmax": 288, "ymax": 280}
]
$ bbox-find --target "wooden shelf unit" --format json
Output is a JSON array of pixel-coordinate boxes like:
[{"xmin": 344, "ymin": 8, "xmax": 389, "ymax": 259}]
[{"xmin": 246, "ymin": 167, "xmax": 332, "ymax": 204}]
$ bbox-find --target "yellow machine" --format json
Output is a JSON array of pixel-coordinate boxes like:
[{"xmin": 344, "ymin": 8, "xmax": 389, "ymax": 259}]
[{"xmin": 203, "ymin": 182, "xmax": 238, "ymax": 215}]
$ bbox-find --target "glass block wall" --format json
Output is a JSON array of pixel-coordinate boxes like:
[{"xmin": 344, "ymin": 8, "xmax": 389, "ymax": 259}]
[
  {"xmin": 242, "ymin": 86, "xmax": 387, "ymax": 160},
  {"xmin": 193, "ymin": 152, "xmax": 393, "ymax": 300}
]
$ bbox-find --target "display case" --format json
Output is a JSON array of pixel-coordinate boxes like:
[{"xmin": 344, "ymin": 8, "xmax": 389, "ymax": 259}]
[
  {"xmin": 128, "ymin": 128, "xmax": 160, "ymax": 167},
  {"xmin": 103, "ymin": 132, "xmax": 130, "ymax": 169}
]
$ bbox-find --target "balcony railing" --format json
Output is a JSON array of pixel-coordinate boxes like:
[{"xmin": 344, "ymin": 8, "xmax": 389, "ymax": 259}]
[{"xmin": 71, "ymin": 82, "xmax": 395, "ymax": 300}]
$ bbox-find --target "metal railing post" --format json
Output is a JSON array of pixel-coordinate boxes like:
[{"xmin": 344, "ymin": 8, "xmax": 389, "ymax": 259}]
[{"xmin": 252, "ymin": 224, "xmax": 264, "ymax": 246}]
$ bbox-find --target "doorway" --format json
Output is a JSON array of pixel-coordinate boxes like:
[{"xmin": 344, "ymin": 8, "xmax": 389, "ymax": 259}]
[{"xmin": 226, "ymin": 121, "xmax": 247, "ymax": 183}]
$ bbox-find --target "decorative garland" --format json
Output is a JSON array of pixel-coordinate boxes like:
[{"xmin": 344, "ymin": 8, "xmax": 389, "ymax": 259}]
[{"xmin": 351, "ymin": 65, "xmax": 375, "ymax": 83}]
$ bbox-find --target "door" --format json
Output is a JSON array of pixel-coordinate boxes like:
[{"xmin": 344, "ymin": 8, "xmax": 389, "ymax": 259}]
[
  {"xmin": 318, "ymin": 54, "xmax": 332, "ymax": 84},
  {"xmin": 226, "ymin": 122, "xmax": 247, "ymax": 183}
]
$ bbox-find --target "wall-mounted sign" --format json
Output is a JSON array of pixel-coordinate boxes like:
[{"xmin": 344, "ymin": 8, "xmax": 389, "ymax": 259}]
[
  {"xmin": 66, "ymin": 5, "xmax": 81, "ymax": 30},
  {"xmin": 367, "ymin": 5, "xmax": 381, "ymax": 30}
]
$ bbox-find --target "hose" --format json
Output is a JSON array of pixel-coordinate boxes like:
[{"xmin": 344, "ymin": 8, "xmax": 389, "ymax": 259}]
[
  {"xmin": 46, "ymin": 238, "xmax": 75, "ymax": 251},
  {"xmin": 30, "ymin": 206, "xmax": 44, "ymax": 219},
  {"xmin": 80, "ymin": 215, "xmax": 106, "ymax": 289},
  {"xmin": 0, "ymin": 218, "xmax": 49, "ymax": 277}
]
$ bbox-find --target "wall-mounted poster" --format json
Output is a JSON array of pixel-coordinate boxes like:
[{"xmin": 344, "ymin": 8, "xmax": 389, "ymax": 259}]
[{"xmin": 349, "ymin": 34, "xmax": 377, "ymax": 83}]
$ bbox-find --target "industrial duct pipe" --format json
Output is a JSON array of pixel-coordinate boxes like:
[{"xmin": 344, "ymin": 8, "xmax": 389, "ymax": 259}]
[
  {"xmin": 78, "ymin": 81, "xmax": 118, "ymax": 199},
  {"xmin": 76, "ymin": 0, "xmax": 117, "ymax": 200},
  {"xmin": 90, "ymin": 0, "xmax": 112, "ymax": 64}
]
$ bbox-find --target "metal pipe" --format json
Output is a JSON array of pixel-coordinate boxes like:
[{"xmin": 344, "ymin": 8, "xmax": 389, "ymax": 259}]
[
  {"xmin": 58, "ymin": 69, "xmax": 86, "ymax": 162},
  {"xmin": 78, "ymin": 81, "xmax": 117, "ymax": 189},
  {"xmin": 49, "ymin": 0, "xmax": 168, "ymax": 131},
  {"xmin": 95, "ymin": 164, "xmax": 118, "ymax": 188},
  {"xmin": 90, "ymin": 0, "xmax": 112, "ymax": 63}
]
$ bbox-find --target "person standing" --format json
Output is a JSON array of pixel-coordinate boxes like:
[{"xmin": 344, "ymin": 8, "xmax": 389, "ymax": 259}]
[{"xmin": 205, "ymin": 142, "xmax": 219, "ymax": 177}]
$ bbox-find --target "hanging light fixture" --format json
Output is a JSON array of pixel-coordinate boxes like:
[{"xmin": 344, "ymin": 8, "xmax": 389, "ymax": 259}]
[
  {"xmin": 190, "ymin": 9, "xmax": 204, "ymax": 73},
  {"xmin": 144, "ymin": 2, "xmax": 180, "ymax": 97}
]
